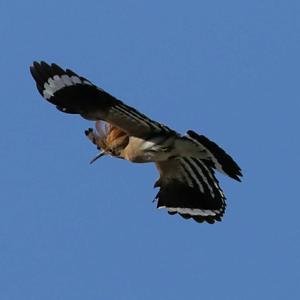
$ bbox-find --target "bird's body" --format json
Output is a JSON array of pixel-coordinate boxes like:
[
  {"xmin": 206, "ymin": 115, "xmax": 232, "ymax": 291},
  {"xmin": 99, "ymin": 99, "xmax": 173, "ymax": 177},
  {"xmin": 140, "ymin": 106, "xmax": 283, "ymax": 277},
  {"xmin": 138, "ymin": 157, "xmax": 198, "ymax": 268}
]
[
  {"xmin": 120, "ymin": 135, "xmax": 172, "ymax": 162},
  {"xmin": 87, "ymin": 123, "xmax": 208, "ymax": 163},
  {"xmin": 30, "ymin": 61, "xmax": 242, "ymax": 224}
]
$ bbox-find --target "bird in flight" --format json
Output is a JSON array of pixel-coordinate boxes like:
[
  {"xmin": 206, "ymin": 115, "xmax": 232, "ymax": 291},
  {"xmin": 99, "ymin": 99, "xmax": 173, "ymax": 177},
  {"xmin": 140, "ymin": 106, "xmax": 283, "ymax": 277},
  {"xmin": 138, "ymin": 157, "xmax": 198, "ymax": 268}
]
[{"xmin": 30, "ymin": 61, "xmax": 242, "ymax": 224}]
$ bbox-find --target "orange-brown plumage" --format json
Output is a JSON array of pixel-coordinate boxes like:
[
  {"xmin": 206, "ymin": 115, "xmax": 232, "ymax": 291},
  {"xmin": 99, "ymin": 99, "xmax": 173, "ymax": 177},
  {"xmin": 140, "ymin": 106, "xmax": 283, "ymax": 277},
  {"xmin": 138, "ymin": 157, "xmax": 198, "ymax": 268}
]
[{"xmin": 86, "ymin": 121, "xmax": 129, "ymax": 154}]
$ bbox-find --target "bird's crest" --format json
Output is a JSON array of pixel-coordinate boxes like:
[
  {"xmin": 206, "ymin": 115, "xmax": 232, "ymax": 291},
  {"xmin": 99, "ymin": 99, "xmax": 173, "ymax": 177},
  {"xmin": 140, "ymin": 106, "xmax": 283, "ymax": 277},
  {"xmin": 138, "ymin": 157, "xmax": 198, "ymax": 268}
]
[{"xmin": 86, "ymin": 121, "xmax": 129, "ymax": 152}]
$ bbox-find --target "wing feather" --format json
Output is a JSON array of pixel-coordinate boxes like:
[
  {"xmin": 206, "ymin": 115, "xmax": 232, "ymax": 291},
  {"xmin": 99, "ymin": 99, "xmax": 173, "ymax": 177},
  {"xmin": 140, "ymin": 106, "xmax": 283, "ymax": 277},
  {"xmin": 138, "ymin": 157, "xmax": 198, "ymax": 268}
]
[
  {"xmin": 155, "ymin": 157, "xmax": 226, "ymax": 223},
  {"xmin": 30, "ymin": 61, "xmax": 175, "ymax": 138}
]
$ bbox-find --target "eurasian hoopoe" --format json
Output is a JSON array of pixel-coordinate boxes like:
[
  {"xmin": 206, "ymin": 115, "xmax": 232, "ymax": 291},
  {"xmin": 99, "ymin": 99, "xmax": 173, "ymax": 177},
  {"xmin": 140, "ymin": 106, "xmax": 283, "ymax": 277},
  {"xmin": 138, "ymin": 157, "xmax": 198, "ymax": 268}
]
[{"xmin": 30, "ymin": 61, "xmax": 242, "ymax": 224}]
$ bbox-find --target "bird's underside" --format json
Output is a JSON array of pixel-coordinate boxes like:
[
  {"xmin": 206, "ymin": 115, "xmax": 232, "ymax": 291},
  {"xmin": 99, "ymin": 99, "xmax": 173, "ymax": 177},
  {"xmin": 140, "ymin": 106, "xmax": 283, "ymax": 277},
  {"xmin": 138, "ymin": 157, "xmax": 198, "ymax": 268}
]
[{"xmin": 30, "ymin": 61, "xmax": 242, "ymax": 224}]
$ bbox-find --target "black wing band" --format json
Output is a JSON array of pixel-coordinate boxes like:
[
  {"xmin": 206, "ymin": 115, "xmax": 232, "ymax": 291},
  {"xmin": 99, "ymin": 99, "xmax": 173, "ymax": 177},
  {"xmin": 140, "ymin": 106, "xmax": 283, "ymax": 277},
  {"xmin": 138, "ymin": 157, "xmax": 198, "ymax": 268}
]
[
  {"xmin": 186, "ymin": 130, "xmax": 242, "ymax": 181},
  {"xmin": 30, "ymin": 61, "xmax": 175, "ymax": 138},
  {"xmin": 155, "ymin": 157, "xmax": 226, "ymax": 224}
]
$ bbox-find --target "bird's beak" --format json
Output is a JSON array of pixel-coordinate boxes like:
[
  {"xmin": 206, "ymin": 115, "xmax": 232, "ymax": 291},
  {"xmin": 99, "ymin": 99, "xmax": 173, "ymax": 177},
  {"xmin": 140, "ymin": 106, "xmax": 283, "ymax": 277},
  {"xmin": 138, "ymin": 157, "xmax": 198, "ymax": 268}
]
[{"xmin": 89, "ymin": 151, "xmax": 106, "ymax": 164}]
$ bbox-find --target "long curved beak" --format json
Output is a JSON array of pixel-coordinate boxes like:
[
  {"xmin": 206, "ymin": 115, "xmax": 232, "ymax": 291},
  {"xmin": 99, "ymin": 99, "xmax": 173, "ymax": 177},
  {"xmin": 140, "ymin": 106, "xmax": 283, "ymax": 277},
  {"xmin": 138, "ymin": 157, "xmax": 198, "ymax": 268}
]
[{"xmin": 89, "ymin": 151, "xmax": 106, "ymax": 164}]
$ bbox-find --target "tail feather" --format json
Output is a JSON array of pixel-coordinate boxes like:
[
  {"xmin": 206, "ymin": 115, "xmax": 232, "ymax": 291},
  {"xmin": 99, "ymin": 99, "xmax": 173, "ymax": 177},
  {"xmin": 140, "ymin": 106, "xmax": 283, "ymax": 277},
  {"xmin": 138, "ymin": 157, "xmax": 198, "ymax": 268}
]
[{"xmin": 186, "ymin": 130, "xmax": 242, "ymax": 181}]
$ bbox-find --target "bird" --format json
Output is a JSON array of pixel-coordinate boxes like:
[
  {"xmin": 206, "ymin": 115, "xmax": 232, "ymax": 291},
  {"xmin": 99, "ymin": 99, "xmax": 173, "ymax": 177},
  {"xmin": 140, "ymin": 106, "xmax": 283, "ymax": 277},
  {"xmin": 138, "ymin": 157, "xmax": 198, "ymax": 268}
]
[{"xmin": 30, "ymin": 61, "xmax": 242, "ymax": 224}]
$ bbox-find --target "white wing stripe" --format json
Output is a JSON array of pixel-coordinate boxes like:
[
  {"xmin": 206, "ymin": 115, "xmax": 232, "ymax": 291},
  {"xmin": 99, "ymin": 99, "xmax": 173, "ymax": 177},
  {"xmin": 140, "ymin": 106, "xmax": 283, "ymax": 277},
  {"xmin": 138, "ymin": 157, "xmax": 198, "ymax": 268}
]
[
  {"xmin": 177, "ymin": 160, "xmax": 195, "ymax": 187},
  {"xmin": 187, "ymin": 134, "xmax": 225, "ymax": 174},
  {"xmin": 71, "ymin": 76, "xmax": 82, "ymax": 84},
  {"xmin": 194, "ymin": 159, "xmax": 225, "ymax": 199},
  {"xmin": 186, "ymin": 158, "xmax": 215, "ymax": 198},
  {"xmin": 160, "ymin": 207, "xmax": 222, "ymax": 216},
  {"xmin": 179, "ymin": 158, "xmax": 204, "ymax": 193},
  {"xmin": 42, "ymin": 74, "xmax": 86, "ymax": 99},
  {"xmin": 61, "ymin": 74, "xmax": 73, "ymax": 86}
]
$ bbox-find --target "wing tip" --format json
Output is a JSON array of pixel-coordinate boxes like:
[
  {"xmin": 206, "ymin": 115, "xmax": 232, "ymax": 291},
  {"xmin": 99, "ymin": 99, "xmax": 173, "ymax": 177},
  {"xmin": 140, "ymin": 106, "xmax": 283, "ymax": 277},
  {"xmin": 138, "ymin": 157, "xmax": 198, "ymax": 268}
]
[{"xmin": 187, "ymin": 129, "xmax": 243, "ymax": 181}]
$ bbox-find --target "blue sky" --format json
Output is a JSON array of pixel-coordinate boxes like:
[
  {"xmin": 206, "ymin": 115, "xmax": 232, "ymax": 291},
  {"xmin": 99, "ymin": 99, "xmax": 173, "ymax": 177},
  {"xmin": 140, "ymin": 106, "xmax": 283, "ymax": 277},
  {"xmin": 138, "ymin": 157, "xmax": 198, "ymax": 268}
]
[{"xmin": 1, "ymin": 0, "xmax": 299, "ymax": 299}]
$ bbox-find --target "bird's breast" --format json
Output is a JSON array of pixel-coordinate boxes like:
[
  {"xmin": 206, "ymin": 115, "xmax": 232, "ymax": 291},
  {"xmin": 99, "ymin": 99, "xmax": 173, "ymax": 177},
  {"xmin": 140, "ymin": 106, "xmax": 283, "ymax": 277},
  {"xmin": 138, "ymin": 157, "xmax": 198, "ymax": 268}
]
[{"xmin": 122, "ymin": 136, "xmax": 176, "ymax": 163}]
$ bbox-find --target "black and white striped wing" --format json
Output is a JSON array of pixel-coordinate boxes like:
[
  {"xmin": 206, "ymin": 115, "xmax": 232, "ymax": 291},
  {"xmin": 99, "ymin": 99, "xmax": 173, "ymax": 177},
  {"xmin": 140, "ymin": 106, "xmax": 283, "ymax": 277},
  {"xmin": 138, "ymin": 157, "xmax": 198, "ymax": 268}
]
[
  {"xmin": 186, "ymin": 130, "xmax": 242, "ymax": 181},
  {"xmin": 155, "ymin": 157, "xmax": 226, "ymax": 223},
  {"xmin": 30, "ymin": 61, "xmax": 175, "ymax": 139}
]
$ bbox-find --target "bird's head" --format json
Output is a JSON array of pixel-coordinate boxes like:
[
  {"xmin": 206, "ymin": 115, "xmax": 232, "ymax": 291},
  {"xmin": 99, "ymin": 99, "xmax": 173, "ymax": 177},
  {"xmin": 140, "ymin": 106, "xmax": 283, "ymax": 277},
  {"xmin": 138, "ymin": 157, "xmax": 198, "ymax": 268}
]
[{"xmin": 85, "ymin": 121, "xmax": 129, "ymax": 163}]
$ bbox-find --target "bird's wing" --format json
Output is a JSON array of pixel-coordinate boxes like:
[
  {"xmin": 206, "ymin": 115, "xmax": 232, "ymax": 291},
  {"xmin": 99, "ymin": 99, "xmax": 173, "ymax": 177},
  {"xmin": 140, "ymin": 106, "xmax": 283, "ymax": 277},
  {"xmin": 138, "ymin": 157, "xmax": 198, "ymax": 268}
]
[
  {"xmin": 185, "ymin": 130, "xmax": 242, "ymax": 181},
  {"xmin": 155, "ymin": 156, "xmax": 226, "ymax": 224},
  {"xmin": 30, "ymin": 61, "xmax": 176, "ymax": 139}
]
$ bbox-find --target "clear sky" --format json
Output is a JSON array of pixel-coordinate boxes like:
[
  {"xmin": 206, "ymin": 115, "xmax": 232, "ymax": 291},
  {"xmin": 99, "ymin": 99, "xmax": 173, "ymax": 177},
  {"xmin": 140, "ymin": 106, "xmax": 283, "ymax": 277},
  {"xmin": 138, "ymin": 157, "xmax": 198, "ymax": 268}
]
[{"xmin": 1, "ymin": 0, "xmax": 299, "ymax": 299}]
